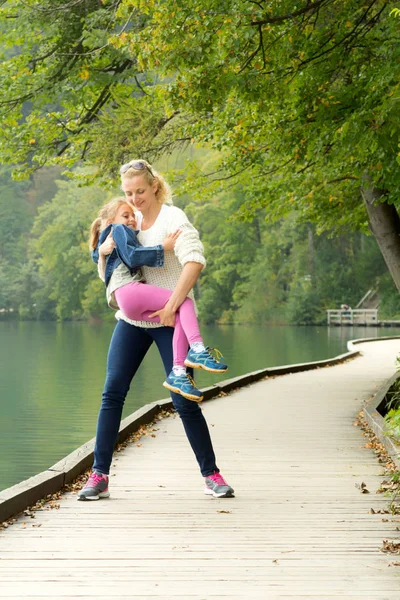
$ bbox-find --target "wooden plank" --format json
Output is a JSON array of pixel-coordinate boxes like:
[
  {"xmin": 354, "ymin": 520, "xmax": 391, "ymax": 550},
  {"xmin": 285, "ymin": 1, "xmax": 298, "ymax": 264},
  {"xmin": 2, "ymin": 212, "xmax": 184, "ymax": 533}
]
[{"xmin": 1, "ymin": 339, "xmax": 400, "ymax": 598}]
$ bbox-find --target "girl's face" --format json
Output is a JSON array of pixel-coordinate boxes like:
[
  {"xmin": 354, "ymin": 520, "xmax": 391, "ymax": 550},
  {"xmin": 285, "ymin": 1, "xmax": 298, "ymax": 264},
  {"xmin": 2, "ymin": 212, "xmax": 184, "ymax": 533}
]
[
  {"xmin": 121, "ymin": 174, "xmax": 158, "ymax": 213},
  {"xmin": 109, "ymin": 203, "xmax": 136, "ymax": 228}
]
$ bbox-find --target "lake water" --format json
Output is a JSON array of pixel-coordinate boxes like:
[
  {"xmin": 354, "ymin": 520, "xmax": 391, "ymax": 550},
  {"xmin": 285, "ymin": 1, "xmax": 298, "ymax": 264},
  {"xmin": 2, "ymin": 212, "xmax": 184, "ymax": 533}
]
[{"xmin": 1, "ymin": 321, "xmax": 399, "ymax": 491}]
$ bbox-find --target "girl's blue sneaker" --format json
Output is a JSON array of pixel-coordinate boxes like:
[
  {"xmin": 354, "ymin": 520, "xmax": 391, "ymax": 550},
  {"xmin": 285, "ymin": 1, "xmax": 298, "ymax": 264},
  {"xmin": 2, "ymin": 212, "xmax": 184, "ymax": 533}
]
[
  {"xmin": 163, "ymin": 371, "xmax": 203, "ymax": 402},
  {"xmin": 184, "ymin": 347, "xmax": 228, "ymax": 373}
]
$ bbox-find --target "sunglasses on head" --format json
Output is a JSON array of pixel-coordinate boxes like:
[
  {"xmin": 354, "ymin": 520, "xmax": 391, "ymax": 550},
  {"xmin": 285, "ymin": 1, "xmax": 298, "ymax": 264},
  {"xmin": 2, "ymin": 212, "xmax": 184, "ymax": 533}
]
[{"xmin": 119, "ymin": 160, "xmax": 154, "ymax": 177}]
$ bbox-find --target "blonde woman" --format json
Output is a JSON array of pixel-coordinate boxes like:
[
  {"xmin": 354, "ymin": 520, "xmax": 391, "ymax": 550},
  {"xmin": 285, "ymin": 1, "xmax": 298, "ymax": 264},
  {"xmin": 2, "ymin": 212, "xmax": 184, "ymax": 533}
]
[
  {"xmin": 78, "ymin": 160, "xmax": 234, "ymax": 501},
  {"xmin": 89, "ymin": 197, "xmax": 228, "ymax": 401}
]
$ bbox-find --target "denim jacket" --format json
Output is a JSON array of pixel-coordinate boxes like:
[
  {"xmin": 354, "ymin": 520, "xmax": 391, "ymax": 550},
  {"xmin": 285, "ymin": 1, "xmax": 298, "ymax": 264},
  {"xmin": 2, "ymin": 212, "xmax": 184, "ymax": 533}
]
[{"xmin": 92, "ymin": 224, "xmax": 164, "ymax": 287}]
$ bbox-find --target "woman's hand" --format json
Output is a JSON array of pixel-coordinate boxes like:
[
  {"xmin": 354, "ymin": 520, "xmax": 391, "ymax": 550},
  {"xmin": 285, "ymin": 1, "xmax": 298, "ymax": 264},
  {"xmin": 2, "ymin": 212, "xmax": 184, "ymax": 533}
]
[
  {"xmin": 149, "ymin": 303, "xmax": 176, "ymax": 327},
  {"xmin": 99, "ymin": 232, "xmax": 115, "ymax": 256},
  {"xmin": 162, "ymin": 229, "xmax": 181, "ymax": 252}
]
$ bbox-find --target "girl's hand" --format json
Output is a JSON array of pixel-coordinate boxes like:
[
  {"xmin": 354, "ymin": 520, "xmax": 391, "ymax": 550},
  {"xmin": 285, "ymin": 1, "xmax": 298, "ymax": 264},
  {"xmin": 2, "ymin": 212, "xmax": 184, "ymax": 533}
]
[
  {"xmin": 162, "ymin": 229, "xmax": 181, "ymax": 252},
  {"xmin": 99, "ymin": 232, "xmax": 115, "ymax": 256}
]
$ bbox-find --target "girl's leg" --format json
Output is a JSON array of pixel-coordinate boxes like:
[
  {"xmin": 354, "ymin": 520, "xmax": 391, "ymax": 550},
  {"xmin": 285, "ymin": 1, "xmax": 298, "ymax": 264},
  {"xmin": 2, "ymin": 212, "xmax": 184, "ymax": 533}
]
[
  {"xmin": 115, "ymin": 283, "xmax": 202, "ymax": 366},
  {"xmin": 168, "ymin": 299, "xmax": 203, "ymax": 365},
  {"xmin": 150, "ymin": 326, "xmax": 219, "ymax": 477},
  {"xmin": 176, "ymin": 298, "xmax": 202, "ymax": 346},
  {"xmin": 93, "ymin": 320, "xmax": 153, "ymax": 475}
]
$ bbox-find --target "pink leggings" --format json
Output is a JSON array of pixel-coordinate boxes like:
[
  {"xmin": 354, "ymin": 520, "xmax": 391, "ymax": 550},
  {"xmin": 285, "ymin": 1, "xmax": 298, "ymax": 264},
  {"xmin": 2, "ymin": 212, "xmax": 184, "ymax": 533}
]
[{"xmin": 114, "ymin": 282, "xmax": 203, "ymax": 366}]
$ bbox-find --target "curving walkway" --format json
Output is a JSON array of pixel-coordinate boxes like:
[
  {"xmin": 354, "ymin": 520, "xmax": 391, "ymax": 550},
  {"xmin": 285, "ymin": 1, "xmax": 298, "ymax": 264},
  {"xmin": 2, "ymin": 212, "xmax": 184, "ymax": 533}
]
[{"xmin": 1, "ymin": 338, "xmax": 400, "ymax": 599}]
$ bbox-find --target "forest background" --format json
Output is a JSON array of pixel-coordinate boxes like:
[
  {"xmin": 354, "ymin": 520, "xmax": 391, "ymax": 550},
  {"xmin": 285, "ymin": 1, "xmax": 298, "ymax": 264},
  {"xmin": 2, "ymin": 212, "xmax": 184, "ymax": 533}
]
[{"xmin": 1, "ymin": 0, "xmax": 400, "ymax": 326}]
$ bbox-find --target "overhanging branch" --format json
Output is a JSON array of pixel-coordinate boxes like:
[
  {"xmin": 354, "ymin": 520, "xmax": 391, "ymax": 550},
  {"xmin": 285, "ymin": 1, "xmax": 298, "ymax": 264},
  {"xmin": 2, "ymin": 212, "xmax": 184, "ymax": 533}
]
[{"xmin": 250, "ymin": 0, "xmax": 333, "ymax": 26}]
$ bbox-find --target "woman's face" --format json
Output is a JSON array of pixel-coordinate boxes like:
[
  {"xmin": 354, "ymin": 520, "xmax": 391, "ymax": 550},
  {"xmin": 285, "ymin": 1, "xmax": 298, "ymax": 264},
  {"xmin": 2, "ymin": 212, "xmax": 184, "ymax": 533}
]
[
  {"xmin": 110, "ymin": 203, "xmax": 136, "ymax": 228},
  {"xmin": 121, "ymin": 174, "xmax": 158, "ymax": 213}
]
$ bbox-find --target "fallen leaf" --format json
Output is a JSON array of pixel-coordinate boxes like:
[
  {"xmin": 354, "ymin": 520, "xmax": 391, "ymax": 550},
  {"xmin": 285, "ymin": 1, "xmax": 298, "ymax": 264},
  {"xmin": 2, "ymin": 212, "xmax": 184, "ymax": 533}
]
[
  {"xmin": 381, "ymin": 540, "xmax": 400, "ymax": 554},
  {"xmin": 356, "ymin": 482, "xmax": 370, "ymax": 494}
]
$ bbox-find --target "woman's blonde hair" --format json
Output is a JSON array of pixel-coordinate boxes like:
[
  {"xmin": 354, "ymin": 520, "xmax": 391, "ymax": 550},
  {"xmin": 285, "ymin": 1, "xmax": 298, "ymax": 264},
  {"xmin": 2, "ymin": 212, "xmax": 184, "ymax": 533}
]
[
  {"xmin": 89, "ymin": 197, "xmax": 133, "ymax": 250},
  {"xmin": 120, "ymin": 158, "xmax": 173, "ymax": 205}
]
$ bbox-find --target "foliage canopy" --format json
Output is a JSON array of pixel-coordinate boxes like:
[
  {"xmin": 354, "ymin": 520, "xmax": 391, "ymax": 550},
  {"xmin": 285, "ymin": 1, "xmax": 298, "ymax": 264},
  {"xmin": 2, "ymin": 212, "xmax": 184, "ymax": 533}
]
[
  {"xmin": 1, "ymin": 1, "xmax": 400, "ymax": 318},
  {"xmin": 0, "ymin": 0, "xmax": 399, "ymax": 234}
]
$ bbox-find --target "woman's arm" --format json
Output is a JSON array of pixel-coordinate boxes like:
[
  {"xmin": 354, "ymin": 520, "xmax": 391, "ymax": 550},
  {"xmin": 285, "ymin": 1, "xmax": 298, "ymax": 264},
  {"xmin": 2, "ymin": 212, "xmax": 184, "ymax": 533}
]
[
  {"xmin": 149, "ymin": 261, "xmax": 203, "ymax": 326},
  {"xmin": 147, "ymin": 209, "xmax": 205, "ymax": 326}
]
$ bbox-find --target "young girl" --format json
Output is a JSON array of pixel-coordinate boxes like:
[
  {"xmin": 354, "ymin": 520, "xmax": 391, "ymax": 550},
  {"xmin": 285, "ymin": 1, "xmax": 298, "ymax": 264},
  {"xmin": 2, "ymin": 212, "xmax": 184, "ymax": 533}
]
[{"xmin": 89, "ymin": 197, "xmax": 228, "ymax": 402}]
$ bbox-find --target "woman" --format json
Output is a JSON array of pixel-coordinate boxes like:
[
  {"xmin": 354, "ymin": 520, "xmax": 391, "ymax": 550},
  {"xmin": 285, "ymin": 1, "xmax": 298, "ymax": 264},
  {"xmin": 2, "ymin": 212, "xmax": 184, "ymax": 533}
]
[
  {"xmin": 89, "ymin": 197, "xmax": 228, "ymax": 401},
  {"xmin": 77, "ymin": 159, "xmax": 234, "ymax": 501}
]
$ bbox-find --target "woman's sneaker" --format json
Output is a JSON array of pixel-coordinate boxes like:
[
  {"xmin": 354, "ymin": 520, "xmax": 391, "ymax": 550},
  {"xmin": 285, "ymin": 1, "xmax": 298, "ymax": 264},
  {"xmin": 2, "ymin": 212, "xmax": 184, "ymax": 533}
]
[
  {"xmin": 204, "ymin": 472, "xmax": 235, "ymax": 498},
  {"xmin": 77, "ymin": 472, "xmax": 110, "ymax": 501},
  {"xmin": 184, "ymin": 347, "xmax": 228, "ymax": 373},
  {"xmin": 163, "ymin": 371, "xmax": 203, "ymax": 402}
]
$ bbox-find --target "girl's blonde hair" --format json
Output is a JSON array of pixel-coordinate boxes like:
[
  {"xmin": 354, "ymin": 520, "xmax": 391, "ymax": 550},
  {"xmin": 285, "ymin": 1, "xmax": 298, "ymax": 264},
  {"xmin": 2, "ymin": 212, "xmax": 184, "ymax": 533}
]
[
  {"xmin": 89, "ymin": 197, "xmax": 132, "ymax": 250},
  {"xmin": 120, "ymin": 158, "xmax": 173, "ymax": 205}
]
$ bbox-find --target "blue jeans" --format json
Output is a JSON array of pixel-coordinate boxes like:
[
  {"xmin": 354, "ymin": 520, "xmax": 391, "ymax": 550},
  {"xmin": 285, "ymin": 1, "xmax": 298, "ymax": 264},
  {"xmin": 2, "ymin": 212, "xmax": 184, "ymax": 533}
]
[{"xmin": 93, "ymin": 320, "xmax": 218, "ymax": 477}]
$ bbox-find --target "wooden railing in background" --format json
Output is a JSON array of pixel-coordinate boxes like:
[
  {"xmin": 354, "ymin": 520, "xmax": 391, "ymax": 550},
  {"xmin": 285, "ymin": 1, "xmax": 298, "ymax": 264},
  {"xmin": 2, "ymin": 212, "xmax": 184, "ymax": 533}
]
[{"xmin": 327, "ymin": 309, "xmax": 378, "ymax": 326}]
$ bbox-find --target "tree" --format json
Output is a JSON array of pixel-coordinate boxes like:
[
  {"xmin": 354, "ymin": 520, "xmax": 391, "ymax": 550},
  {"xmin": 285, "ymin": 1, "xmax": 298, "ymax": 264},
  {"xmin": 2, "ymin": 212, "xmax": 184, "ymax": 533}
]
[
  {"xmin": 0, "ymin": 0, "xmax": 166, "ymax": 178},
  {"xmin": 184, "ymin": 186, "xmax": 265, "ymax": 322},
  {"xmin": 124, "ymin": 0, "xmax": 400, "ymax": 287},
  {"xmin": 1, "ymin": 1, "xmax": 400, "ymax": 292},
  {"xmin": 31, "ymin": 179, "xmax": 112, "ymax": 320},
  {"xmin": 0, "ymin": 168, "xmax": 31, "ymax": 264}
]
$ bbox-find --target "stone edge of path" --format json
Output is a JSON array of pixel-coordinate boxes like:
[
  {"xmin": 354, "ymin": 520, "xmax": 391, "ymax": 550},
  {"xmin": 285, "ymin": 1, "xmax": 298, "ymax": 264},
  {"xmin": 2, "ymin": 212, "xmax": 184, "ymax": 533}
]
[
  {"xmin": 361, "ymin": 371, "xmax": 400, "ymax": 470},
  {"xmin": 1, "ymin": 336, "xmax": 399, "ymax": 523},
  {"xmin": 349, "ymin": 335, "xmax": 400, "ymax": 470}
]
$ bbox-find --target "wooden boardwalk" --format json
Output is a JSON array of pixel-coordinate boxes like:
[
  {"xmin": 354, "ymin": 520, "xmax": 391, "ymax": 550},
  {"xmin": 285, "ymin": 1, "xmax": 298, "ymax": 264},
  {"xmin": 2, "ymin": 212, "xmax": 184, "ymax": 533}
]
[{"xmin": 1, "ymin": 338, "xmax": 400, "ymax": 599}]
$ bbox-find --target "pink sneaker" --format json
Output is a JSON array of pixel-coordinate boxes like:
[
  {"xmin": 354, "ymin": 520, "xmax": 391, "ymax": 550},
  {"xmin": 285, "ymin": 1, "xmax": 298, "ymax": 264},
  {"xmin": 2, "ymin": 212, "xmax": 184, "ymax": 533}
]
[
  {"xmin": 77, "ymin": 472, "xmax": 110, "ymax": 501},
  {"xmin": 204, "ymin": 472, "xmax": 234, "ymax": 498}
]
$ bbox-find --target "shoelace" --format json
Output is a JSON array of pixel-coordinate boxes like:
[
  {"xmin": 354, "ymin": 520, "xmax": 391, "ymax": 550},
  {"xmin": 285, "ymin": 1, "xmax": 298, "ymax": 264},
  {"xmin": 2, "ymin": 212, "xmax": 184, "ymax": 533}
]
[
  {"xmin": 173, "ymin": 373, "xmax": 199, "ymax": 390},
  {"xmin": 206, "ymin": 347, "xmax": 225, "ymax": 362},
  {"xmin": 86, "ymin": 473, "xmax": 105, "ymax": 488},
  {"xmin": 186, "ymin": 373, "xmax": 198, "ymax": 388},
  {"xmin": 208, "ymin": 472, "xmax": 228, "ymax": 485}
]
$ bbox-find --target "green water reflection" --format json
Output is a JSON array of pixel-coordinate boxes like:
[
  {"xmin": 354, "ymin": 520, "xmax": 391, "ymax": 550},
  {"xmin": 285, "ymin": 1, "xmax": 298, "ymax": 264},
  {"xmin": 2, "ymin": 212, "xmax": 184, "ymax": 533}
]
[{"xmin": 1, "ymin": 321, "xmax": 399, "ymax": 491}]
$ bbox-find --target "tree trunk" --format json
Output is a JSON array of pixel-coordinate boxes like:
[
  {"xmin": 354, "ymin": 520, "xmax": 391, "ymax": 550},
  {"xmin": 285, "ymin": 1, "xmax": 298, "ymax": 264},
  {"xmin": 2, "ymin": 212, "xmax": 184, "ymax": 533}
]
[{"xmin": 361, "ymin": 176, "xmax": 400, "ymax": 293}]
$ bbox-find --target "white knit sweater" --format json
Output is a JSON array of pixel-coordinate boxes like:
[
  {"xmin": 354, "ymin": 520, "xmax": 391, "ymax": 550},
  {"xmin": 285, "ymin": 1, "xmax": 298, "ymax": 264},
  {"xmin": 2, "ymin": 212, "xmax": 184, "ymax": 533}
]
[{"xmin": 116, "ymin": 204, "xmax": 206, "ymax": 328}]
